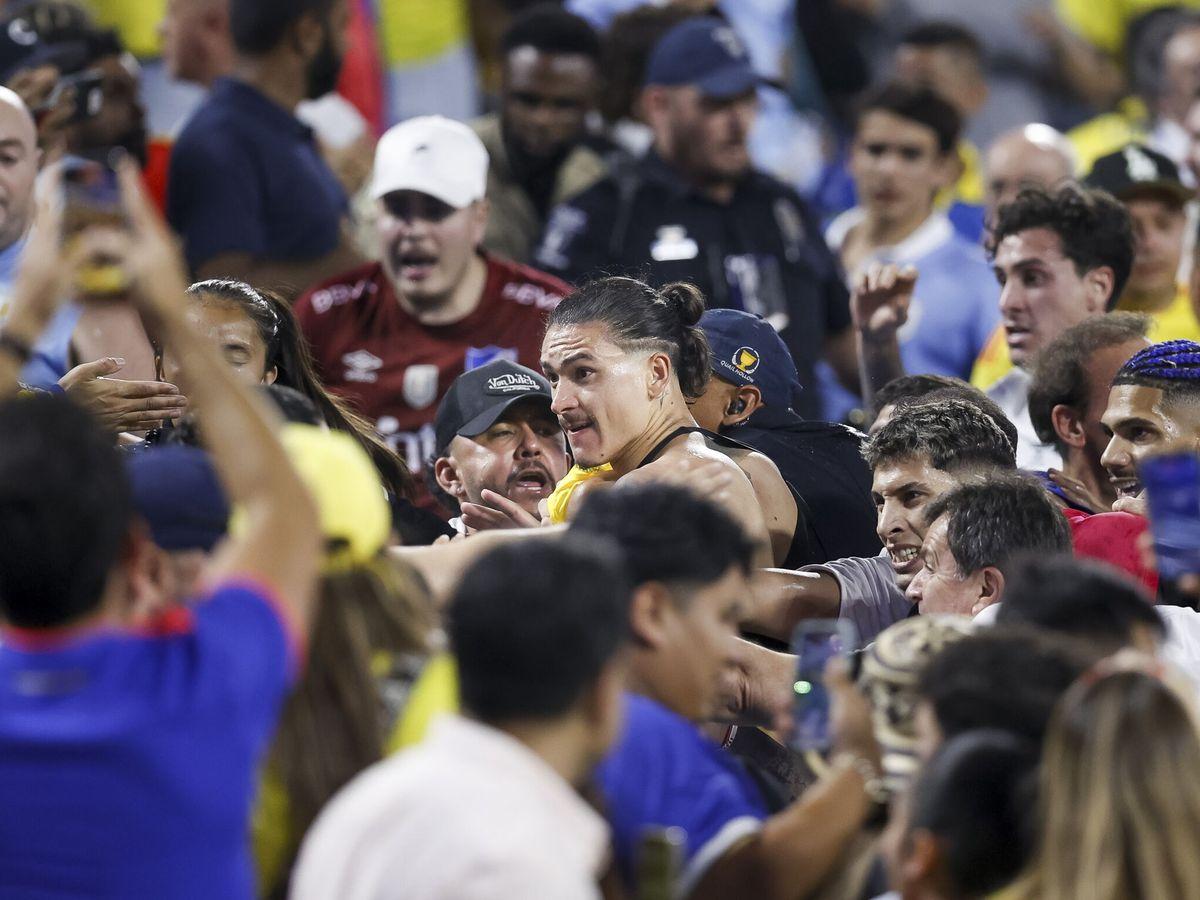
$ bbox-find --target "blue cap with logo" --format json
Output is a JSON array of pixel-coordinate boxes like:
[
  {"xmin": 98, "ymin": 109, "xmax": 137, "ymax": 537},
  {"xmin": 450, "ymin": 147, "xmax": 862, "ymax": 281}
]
[
  {"xmin": 700, "ymin": 309, "xmax": 803, "ymax": 420},
  {"xmin": 644, "ymin": 17, "xmax": 764, "ymax": 99}
]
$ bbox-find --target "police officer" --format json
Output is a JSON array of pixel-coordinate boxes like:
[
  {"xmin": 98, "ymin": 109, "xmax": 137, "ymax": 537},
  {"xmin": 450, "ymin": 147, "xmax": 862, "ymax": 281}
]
[
  {"xmin": 533, "ymin": 16, "xmax": 855, "ymax": 420},
  {"xmin": 691, "ymin": 308, "xmax": 880, "ymax": 563}
]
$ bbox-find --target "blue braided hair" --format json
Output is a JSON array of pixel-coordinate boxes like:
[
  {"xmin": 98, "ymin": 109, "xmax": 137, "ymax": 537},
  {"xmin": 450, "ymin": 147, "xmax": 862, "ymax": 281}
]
[{"xmin": 1113, "ymin": 340, "xmax": 1200, "ymax": 401}]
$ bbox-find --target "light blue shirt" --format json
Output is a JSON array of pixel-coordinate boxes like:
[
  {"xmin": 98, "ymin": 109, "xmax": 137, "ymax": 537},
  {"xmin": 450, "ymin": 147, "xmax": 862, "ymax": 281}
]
[
  {"xmin": 818, "ymin": 211, "xmax": 1001, "ymax": 422},
  {"xmin": 0, "ymin": 235, "xmax": 81, "ymax": 389}
]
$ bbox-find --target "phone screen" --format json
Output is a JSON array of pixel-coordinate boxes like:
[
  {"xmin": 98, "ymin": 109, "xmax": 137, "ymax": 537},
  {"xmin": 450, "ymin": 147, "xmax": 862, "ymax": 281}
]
[
  {"xmin": 43, "ymin": 71, "xmax": 105, "ymax": 125},
  {"xmin": 1140, "ymin": 452, "xmax": 1200, "ymax": 582},
  {"xmin": 790, "ymin": 620, "xmax": 856, "ymax": 752}
]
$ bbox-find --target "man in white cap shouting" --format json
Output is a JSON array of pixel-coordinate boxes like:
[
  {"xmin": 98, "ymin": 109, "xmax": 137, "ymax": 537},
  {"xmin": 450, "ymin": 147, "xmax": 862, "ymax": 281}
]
[{"xmin": 295, "ymin": 115, "xmax": 571, "ymax": 512}]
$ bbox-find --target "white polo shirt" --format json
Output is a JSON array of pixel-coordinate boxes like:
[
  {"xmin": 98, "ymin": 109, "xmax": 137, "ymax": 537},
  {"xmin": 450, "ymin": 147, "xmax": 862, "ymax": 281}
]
[{"xmin": 292, "ymin": 714, "xmax": 609, "ymax": 900}]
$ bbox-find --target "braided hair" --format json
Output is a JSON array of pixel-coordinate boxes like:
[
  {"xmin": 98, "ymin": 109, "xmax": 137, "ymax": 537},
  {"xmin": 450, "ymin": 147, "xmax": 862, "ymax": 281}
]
[{"xmin": 1113, "ymin": 340, "xmax": 1200, "ymax": 403}]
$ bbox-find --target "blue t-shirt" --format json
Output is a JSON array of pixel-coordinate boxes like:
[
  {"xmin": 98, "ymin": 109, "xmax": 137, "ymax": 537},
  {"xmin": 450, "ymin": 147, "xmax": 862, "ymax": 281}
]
[
  {"xmin": 0, "ymin": 580, "xmax": 299, "ymax": 899},
  {"xmin": 818, "ymin": 211, "xmax": 1000, "ymax": 422},
  {"xmin": 596, "ymin": 695, "xmax": 768, "ymax": 894},
  {"xmin": 167, "ymin": 78, "xmax": 347, "ymax": 273}
]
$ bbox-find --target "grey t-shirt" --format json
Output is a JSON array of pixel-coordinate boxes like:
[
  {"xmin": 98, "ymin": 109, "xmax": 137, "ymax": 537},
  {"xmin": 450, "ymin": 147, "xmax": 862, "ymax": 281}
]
[{"xmin": 802, "ymin": 555, "xmax": 912, "ymax": 643}]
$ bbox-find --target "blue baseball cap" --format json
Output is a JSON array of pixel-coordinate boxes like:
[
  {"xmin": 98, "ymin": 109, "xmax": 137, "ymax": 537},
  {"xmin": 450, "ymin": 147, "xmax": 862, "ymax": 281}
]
[
  {"xmin": 125, "ymin": 446, "xmax": 229, "ymax": 553},
  {"xmin": 644, "ymin": 17, "xmax": 764, "ymax": 99},
  {"xmin": 700, "ymin": 309, "xmax": 803, "ymax": 420}
]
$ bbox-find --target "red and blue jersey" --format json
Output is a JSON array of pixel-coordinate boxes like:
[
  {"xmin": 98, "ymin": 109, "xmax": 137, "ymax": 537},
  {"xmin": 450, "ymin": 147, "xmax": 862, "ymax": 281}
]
[{"xmin": 0, "ymin": 580, "xmax": 300, "ymax": 899}]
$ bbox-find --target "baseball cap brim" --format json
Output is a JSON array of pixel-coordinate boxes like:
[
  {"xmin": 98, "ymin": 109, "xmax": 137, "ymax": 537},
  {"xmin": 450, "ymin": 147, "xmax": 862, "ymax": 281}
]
[
  {"xmin": 1115, "ymin": 179, "xmax": 1195, "ymax": 205},
  {"xmin": 695, "ymin": 63, "xmax": 765, "ymax": 99},
  {"xmin": 370, "ymin": 175, "xmax": 474, "ymax": 208},
  {"xmin": 455, "ymin": 393, "xmax": 555, "ymax": 442}
]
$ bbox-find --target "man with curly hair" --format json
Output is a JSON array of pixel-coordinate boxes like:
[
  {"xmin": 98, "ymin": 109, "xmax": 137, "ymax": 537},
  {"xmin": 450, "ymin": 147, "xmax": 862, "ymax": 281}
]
[
  {"xmin": 973, "ymin": 183, "xmax": 1135, "ymax": 469},
  {"xmin": 855, "ymin": 184, "xmax": 1135, "ymax": 470}
]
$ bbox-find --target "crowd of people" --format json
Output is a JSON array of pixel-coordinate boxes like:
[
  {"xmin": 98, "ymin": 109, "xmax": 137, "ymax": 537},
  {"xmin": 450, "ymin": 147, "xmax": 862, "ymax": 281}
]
[{"xmin": 6, "ymin": 0, "xmax": 1200, "ymax": 897}]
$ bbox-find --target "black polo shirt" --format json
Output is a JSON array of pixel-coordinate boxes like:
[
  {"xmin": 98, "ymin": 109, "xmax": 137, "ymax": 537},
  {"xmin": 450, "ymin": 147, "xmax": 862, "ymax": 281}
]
[
  {"xmin": 534, "ymin": 151, "xmax": 851, "ymax": 419},
  {"xmin": 727, "ymin": 407, "xmax": 880, "ymax": 564},
  {"xmin": 167, "ymin": 78, "xmax": 348, "ymax": 274}
]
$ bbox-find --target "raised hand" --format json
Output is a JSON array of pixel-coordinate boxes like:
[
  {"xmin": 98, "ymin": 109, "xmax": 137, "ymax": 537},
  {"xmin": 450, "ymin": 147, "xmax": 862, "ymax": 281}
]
[
  {"xmin": 9, "ymin": 162, "xmax": 73, "ymax": 326},
  {"xmin": 115, "ymin": 156, "xmax": 191, "ymax": 314},
  {"xmin": 850, "ymin": 262, "xmax": 917, "ymax": 340},
  {"xmin": 59, "ymin": 357, "xmax": 187, "ymax": 433},
  {"xmin": 1047, "ymin": 468, "xmax": 1110, "ymax": 513}
]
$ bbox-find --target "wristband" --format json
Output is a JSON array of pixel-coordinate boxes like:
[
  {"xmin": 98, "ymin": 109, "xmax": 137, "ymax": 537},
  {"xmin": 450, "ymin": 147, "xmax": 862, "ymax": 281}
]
[{"xmin": 0, "ymin": 331, "xmax": 33, "ymax": 364}]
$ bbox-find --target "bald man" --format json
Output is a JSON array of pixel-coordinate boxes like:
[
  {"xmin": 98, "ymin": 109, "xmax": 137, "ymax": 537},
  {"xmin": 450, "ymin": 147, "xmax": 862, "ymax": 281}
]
[
  {"xmin": 983, "ymin": 124, "xmax": 1076, "ymax": 223},
  {"xmin": 0, "ymin": 86, "xmax": 48, "ymax": 382},
  {"xmin": 0, "ymin": 89, "xmax": 184, "ymax": 426},
  {"xmin": 0, "ymin": 88, "xmax": 38, "ymax": 258}
]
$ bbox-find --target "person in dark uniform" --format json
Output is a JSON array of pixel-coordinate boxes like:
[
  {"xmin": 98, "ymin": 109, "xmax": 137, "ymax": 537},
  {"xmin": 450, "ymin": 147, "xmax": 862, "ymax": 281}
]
[
  {"xmin": 533, "ymin": 16, "xmax": 856, "ymax": 420},
  {"xmin": 690, "ymin": 308, "xmax": 880, "ymax": 564}
]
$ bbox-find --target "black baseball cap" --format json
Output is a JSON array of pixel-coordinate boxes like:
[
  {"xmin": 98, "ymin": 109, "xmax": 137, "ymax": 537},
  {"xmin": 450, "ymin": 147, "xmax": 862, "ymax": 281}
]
[
  {"xmin": 434, "ymin": 359, "xmax": 554, "ymax": 454},
  {"xmin": 644, "ymin": 17, "xmax": 768, "ymax": 99},
  {"xmin": 0, "ymin": 2, "xmax": 121, "ymax": 81},
  {"xmin": 1084, "ymin": 143, "xmax": 1194, "ymax": 205}
]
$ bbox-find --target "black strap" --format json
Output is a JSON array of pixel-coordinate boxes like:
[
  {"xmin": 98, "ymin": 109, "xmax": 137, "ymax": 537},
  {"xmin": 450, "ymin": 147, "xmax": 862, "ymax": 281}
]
[
  {"xmin": 637, "ymin": 425, "xmax": 756, "ymax": 469},
  {"xmin": 637, "ymin": 425, "xmax": 706, "ymax": 469},
  {"xmin": 639, "ymin": 424, "xmax": 817, "ymax": 565}
]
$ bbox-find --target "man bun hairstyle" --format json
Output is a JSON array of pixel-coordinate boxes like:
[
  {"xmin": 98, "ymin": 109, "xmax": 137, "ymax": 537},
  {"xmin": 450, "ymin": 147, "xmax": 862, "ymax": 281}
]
[
  {"xmin": 660, "ymin": 282, "xmax": 710, "ymax": 399},
  {"xmin": 548, "ymin": 276, "xmax": 712, "ymax": 399}
]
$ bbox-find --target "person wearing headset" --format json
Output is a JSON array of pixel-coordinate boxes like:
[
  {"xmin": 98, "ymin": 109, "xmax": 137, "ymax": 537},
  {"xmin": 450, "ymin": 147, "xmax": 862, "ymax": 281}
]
[{"xmin": 689, "ymin": 309, "xmax": 880, "ymax": 565}]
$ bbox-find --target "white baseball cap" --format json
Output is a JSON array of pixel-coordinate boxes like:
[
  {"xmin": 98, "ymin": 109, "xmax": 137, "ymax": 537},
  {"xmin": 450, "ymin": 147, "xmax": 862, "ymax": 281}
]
[{"xmin": 370, "ymin": 115, "xmax": 490, "ymax": 208}]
